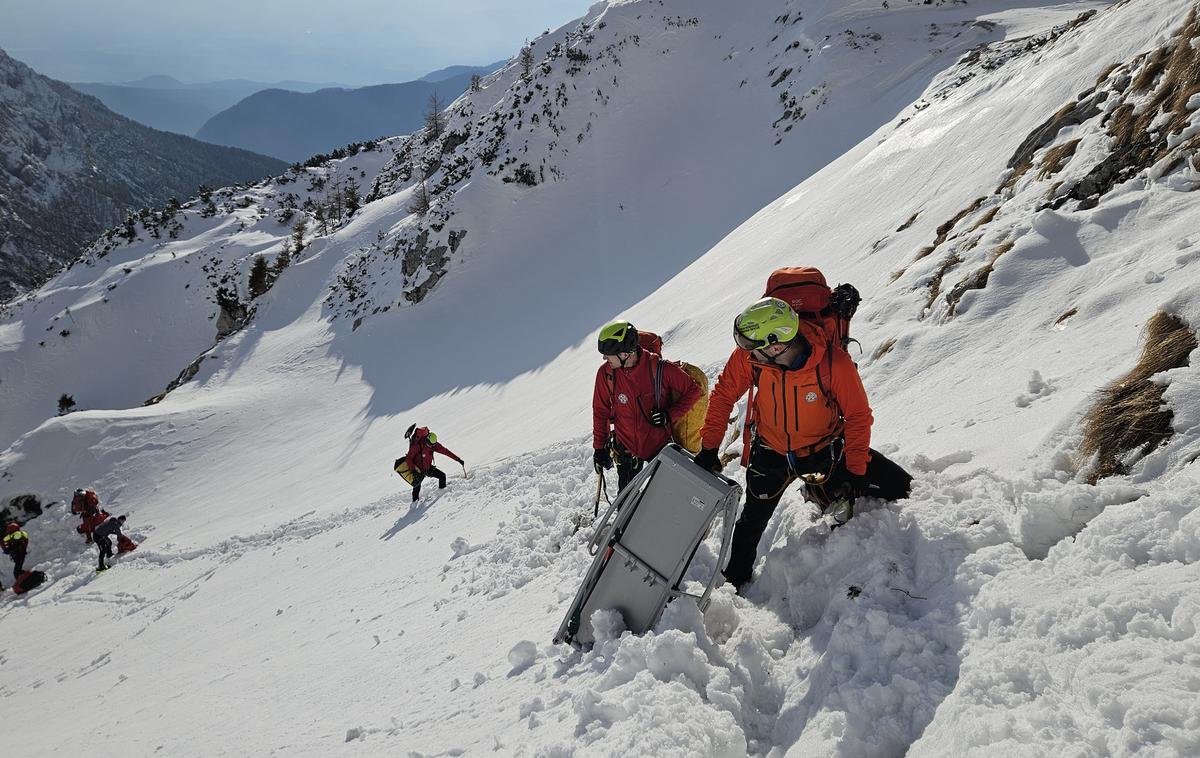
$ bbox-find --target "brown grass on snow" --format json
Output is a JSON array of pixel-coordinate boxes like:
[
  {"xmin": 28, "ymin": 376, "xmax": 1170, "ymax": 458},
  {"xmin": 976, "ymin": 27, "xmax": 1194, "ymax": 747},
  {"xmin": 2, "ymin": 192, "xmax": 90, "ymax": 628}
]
[{"xmin": 1079, "ymin": 312, "xmax": 1197, "ymax": 483}]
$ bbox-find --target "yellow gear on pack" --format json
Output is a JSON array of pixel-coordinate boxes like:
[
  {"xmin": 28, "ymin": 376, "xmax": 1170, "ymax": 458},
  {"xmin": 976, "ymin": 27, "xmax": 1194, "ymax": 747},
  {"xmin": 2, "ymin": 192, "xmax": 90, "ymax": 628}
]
[
  {"xmin": 393, "ymin": 458, "xmax": 417, "ymax": 485},
  {"xmin": 669, "ymin": 362, "xmax": 709, "ymax": 454}
]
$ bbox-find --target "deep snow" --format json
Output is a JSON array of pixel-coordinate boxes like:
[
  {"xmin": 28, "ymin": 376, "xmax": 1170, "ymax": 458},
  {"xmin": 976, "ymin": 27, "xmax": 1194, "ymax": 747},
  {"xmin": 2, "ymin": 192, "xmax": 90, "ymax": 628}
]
[{"xmin": 2, "ymin": 0, "xmax": 1200, "ymax": 755}]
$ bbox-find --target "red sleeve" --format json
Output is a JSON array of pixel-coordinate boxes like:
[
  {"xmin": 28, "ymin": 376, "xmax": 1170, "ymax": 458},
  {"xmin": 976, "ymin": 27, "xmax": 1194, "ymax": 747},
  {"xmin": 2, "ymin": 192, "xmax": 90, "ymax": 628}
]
[
  {"xmin": 700, "ymin": 349, "xmax": 754, "ymax": 450},
  {"xmin": 432, "ymin": 443, "xmax": 463, "ymax": 465},
  {"xmin": 829, "ymin": 350, "xmax": 873, "ymax": 475},
  {"xmin": 592, "ymin": 365, "xmax": 612, "ymax": 450},
  {"xmin": 661, "ymin": 360, "xmax": 701, "ymax": 420},
  {"xmin": 405, "ymin": 442, "xmax": 419, "ymax": 469}
]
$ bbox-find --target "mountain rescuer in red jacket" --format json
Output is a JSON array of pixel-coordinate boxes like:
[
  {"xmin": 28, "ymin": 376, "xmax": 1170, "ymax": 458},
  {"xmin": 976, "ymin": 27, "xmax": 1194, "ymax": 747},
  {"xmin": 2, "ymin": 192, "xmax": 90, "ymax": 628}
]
[
  {"xmin": 593, "ymin": 320, "xmax": 703, "ymax": 492},
  {"xmin": 405, "ymin": 425, "xmax": 465, "ymax": 502},
  {"xmin": 693, "ymin": 297, "xmax": 911, "ymax": 591}
]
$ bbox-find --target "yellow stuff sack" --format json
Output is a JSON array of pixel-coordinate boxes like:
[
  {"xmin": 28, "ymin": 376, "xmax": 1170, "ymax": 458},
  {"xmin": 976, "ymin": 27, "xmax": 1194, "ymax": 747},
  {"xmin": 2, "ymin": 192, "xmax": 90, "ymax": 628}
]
[
  {"xmin": 670, "ymin": 362, "xmax": 709, "ymax": 454},
  {"xmin": 393, "ymin": 457, "xmax": 416, "ymax": 485}
]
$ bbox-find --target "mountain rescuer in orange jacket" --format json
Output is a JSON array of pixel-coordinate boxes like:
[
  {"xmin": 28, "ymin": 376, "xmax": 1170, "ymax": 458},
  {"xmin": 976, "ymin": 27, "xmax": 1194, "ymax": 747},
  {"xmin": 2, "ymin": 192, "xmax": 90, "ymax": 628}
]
[
  {"xmin": 404, "ymin": 425, "xmax": 465, "ymax": 502},
  {"xmin": 693, "ymin": 297, "xmax": 911, "ymax": 591},
  {"xmin": 593, "ymin": 320, "xmax": 703, "ymax": 491}
]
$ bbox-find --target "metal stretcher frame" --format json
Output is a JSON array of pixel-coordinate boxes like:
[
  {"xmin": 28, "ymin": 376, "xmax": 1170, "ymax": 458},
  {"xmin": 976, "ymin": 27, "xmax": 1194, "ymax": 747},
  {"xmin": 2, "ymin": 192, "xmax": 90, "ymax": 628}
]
[{"xmin": 555, "ymin": 444, "xmax": 742, "ymax": 648}]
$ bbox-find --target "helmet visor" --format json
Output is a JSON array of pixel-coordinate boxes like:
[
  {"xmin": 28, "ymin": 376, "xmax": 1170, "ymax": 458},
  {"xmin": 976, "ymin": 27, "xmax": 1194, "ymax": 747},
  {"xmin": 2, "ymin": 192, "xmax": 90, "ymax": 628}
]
[{"xmin": 733, "ymin": 318, "xmax": 773, "ymax": 352}]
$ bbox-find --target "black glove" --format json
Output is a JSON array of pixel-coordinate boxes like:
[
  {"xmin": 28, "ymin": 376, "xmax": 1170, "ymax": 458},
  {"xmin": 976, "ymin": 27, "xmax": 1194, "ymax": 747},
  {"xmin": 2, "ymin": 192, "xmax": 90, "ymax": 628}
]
[
  {"xmin": 693, "ymin": 448, "xmax": 720, "ymax": 473},
  {"xmin": 593, "ymin": 448, "xmax": 612, "ymax": 472},
  {"xmin": 648, "ymin": 409, "xmax": 668, "ymax": 427},
  {"xmin": 844, "ymin": 471, "xmax": 870, "ymax": 499}
]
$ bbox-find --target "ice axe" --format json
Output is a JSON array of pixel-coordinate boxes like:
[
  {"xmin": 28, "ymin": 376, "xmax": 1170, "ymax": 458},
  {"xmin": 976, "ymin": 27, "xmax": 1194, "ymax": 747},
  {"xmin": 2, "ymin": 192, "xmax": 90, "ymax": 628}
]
[{"xmin": 461, "ymin": 462, "xmax": 470, "ymax": 480}]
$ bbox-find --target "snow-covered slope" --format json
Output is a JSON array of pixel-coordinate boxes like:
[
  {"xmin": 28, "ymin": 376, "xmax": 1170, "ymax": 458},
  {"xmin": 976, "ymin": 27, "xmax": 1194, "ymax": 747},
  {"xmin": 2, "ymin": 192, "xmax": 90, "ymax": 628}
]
[{"xmin": 2, "ymin": 0, "xmax": 1199, "ymax": 755}]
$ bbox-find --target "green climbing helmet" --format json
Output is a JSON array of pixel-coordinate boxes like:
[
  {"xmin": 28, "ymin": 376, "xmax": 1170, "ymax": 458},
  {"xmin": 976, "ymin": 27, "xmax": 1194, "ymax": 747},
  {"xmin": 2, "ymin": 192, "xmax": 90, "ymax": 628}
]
[
  {"xmin": 598, "ymin": 320, "xmax": 639, "ymax": 355},
  {"xmin": 427, "ymin": 432, "xmax": 438, "ymax": 445},
  {"xmin": 733, "ymin": 297, "xmax": 800, "ymax": 351}
]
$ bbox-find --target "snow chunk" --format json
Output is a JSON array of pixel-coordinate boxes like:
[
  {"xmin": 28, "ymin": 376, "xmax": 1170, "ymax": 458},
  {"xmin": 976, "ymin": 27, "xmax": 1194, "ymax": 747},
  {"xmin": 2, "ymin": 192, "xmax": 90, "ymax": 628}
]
[{"xmin": 507, "ymin": 640, "xmax": 538, "ymax": 671}]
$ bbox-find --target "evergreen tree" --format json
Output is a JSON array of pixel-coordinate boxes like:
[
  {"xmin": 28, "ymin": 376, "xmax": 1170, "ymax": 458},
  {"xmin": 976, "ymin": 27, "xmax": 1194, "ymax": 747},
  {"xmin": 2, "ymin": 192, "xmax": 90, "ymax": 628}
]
[
  {"xmin": 423, "ymin": 93, "xmax": 447, "ymax": 143},
  {"xmin": 344, "ymin": 177, "xmax": 361, "ymax": 217},
  {"xmin": 470, "ymin": 74, "xmax": 482, "ymax": 92},
  {"xmin": 291, "ymin": 218, "xmax": 307, "ymax": 253},
  {"xmin": 57, "ymin": 393, "xmax": 76, "ymax": 416},
  {"xmin": 520, "ymin": 45, "xmax": 535, "ymax": 81},
  {"xmin": 315, "ymin": 204, "xmax": 329, "ymax": 235},
  {"xmin": 274, "ymin": 240, "xmax": 293, "ymax": 274},
  {"xmin": 248, "ymin": 255, "xmax": 271, "ymax": 298},
  {"xmin": 408, "ymin": 181, "xmax": 432, "ymax": 216}
]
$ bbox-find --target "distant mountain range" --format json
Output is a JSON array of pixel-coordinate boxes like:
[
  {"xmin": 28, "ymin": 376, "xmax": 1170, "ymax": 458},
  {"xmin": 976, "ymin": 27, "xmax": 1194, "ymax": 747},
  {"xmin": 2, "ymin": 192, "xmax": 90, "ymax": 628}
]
[
  {"xmin": 0, "ymin": 49, "xmax": 287, "ymax": 300},
  {"xmin": 69, "ymin": 76, "xmax": 350, "ymax": 136},
  {"xmin": 194, "ymin": 62, "xmax": 505, "ymax": 162}
]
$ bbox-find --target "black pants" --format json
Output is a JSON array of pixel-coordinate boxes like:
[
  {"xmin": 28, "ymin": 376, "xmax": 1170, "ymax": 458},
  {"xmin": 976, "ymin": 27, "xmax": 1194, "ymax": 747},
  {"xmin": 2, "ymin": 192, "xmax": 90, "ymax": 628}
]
[
  {"xmin": 614, "ymin": 446, "xmax": 646, "ymax": 493},
  {"xmin": 723, "ymin": 444, "xmax": 912, "ymax": 587},
  {"xmin": 412, "ymin": 466, "xmax": 447, "ymax": 501},
  {"xmin": 97, "ymin": 535, "xmax": 114, "ymax": 569},
  {"xmin": 10, "ymin": 552, "xmax": 25, "ymax": 579}
]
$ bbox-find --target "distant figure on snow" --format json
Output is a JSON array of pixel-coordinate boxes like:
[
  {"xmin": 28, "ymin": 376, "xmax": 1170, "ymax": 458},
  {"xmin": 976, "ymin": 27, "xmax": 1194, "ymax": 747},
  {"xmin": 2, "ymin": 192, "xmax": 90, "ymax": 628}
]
[
  {"xmin": 93, "ymin": 514, "xmax": 128, "ymax": 572},
  {"xmin": 403, "ymin": 424, "xmax": 465, "ymax": 502},
  {"xmin": 3, "ymin": 522, "xmax": 29, "ymax": 579},
  {"xmin": 70, "ymin": 487, "xmax": 104, "ymax": 544},
  {"xmin": 592, "ymin": 320, "xmax": 702, "ymax": 491}
]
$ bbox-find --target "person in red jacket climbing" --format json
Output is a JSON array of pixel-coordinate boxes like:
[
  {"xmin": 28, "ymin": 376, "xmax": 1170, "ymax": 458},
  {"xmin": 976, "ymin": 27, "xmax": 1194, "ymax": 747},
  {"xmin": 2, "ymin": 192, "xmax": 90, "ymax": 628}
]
[
  {"xmin": 693, "ymin": 297, "xmax": 911, "ymax": 592},
  {"xmin": 404, "ymin": 424, "xmax": 465, "ymax": 502},
  {"xmin": 592, "ymin": 320, "xmax": 703, "ymax": 492},
  {"xmin": 71, "ymin": 487, "xmax": 104, "ymax": 544}
]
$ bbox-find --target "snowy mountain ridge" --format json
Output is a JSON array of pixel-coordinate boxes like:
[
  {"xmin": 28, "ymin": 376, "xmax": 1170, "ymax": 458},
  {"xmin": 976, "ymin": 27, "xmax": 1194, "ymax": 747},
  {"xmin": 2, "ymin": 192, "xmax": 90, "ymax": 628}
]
[{"xmin": 1, "ymin": 0, "xmax": 1199, "ymax": 755}]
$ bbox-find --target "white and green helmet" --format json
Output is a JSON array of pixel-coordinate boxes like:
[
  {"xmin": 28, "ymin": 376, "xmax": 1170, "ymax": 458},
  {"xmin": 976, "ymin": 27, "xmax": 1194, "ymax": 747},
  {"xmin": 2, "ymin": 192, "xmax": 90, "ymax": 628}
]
[{"xmin": 733, "ymin": 297, "xmax": 800, "ymax": 351}]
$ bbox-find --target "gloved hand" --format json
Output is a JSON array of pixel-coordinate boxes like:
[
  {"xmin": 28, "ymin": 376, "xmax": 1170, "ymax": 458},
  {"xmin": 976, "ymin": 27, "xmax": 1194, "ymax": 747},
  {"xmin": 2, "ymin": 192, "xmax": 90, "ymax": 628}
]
[
  {"xmin": 593, "ymin": 447, "xmax": 612, "ymax": 472},
  {"xmin": 693, "ymin": 447, "xmax": 721, "ymax": 473},
  {"xmin": 648, "ymin": 409, "xmax": 668, "ymax": 427},
  {"xmin": 844, "ymin": 471, "xmax": 870, "ymax": 499}
]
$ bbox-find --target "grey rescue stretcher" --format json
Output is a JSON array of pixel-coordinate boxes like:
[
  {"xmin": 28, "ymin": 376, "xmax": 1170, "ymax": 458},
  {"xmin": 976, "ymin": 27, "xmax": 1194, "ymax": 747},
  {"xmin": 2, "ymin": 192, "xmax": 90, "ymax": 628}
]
[{"xmin": 555, "ymin": 444, "xmax": 742, "ymax": 648}]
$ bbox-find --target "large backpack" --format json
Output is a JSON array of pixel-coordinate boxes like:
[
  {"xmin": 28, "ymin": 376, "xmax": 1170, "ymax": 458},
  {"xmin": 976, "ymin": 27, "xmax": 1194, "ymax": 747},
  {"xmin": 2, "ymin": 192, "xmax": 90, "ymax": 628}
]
[
  {"xmin": 604, "ymin": 331, "xmax": 709, "ymax": 454},
  {"xmin": 71, "ymin": 488, "xmax": 99, "ymax": 516},
  {"xmin": 763, "ymin": 267, "xmax": 859, "ymax": 350}
]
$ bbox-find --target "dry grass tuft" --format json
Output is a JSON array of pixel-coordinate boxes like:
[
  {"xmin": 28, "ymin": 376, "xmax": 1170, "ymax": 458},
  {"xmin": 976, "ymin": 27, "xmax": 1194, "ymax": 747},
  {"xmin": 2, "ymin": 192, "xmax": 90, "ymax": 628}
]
[
  {"xmin": 1054, "ymin": 307, "xmax": 1078, "ymax": 326},
  {"xmin": 1079, "ymin": 312, "xmax": 1197, "ymax": 483},
  {"xmin": 968, "ymin": 206, "xmax": 1000, "ymax": 232},
  {"xmin": 871, "ymin": 338, "xmax": 897, "ymax": 361},
  {"xmin": 944, "ymin": 240, "xmax": 1015, "ymax": 316},
  {"xmin": 1037, "ymin": 139, "xmax": 1082, "ymax": 179},
  {"xmin": 896, "ymin": 211, "xmax": 921, "ymax": 232},
  {"xmin": 923, "ymin": 253, "xmax": 963, "ymax": 312}
]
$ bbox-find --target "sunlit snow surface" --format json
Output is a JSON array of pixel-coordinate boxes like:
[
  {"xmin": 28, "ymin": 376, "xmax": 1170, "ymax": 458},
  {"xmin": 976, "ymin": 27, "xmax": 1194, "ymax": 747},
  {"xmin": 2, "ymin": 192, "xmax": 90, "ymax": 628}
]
[{"xmin": 3, "ymin": 0, "xmax": 1199, "ymax": 755}]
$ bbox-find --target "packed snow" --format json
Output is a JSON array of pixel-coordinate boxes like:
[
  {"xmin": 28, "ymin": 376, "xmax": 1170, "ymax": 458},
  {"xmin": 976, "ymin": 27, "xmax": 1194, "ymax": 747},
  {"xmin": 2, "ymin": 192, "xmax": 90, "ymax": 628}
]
[{"xmin": 2, "ymin": 0, "xmax": 1199, "ymax": 756}]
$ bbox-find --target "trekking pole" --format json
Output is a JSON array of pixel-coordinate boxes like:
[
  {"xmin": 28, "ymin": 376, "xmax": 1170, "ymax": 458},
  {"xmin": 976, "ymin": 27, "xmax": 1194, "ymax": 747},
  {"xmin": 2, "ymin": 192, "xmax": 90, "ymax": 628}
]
[
  {"xmin": 593, "ymin": 471, "xmax": 603, "ymax": 518},
  {"xmin": 461, "ymin": 462, "xmax": 469, "ymax": 480}
]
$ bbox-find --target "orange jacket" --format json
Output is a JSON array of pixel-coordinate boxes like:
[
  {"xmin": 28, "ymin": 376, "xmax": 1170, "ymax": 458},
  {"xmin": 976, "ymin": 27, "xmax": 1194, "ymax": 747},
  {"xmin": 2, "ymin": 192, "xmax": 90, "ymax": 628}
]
[{"xmin": 700, "ymin": 321, "xmax": 874, "ymax": 474}]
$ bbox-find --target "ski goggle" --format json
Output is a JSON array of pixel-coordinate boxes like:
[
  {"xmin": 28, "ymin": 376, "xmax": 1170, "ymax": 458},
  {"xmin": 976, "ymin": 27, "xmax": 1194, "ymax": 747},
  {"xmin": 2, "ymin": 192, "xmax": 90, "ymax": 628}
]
[
  {"xmin": 599, "ymin": 338, "xmax": 637, "ymax": 356},
  {"xmin": 733, "ymin": 319, "xmax": 780, "ymax": 352}
]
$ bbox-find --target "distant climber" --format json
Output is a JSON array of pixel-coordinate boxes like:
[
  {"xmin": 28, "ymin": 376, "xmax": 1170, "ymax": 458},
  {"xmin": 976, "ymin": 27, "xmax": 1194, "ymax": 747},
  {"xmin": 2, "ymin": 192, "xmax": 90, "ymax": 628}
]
[
  {"xmin": 693, "ymin": 296, "xmax": 912, "ymax": 592},
  {"xmin": 3, "ymin": 522, "xmax": 29, "ymax": 579},
  {"xmin": 71, "ymin": 487, "xmax": 104, "ymax": 544},
  {"xmin": 398, "ymin": 424, "xmax": 465, "ymax": 502},
  {"xmin": 93, "ymin": 514, "xmax": 128, "ymax": 572},
  {"xmin": 593, "ymin": 320, "xmax": 703, "ymax": 491}
]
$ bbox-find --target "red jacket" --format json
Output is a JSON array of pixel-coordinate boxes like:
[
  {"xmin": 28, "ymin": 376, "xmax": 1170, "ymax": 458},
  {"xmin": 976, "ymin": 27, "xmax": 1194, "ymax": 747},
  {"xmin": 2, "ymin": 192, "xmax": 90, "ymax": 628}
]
[
  {"xmin": 593, "ymin": 350, "xmax": 703, "ymax": 461},
  {"xmin": 700, "ymin": 320, "xmax": 874, "ymax": 475},
  {"xmin": 406, "ymin": 435, "xmax": 463, "ymax": 474}
]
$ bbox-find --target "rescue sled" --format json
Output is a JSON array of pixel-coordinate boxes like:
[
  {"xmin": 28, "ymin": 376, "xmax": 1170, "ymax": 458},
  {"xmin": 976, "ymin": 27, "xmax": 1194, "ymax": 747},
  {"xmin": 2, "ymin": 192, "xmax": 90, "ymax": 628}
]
[
  {"xmin": 555, "ymin": 444, "xmax": 741, "ymax": 648},
  {"xmin": 12, "ymin": 570, "xmax": 46, "ymax": 595}
]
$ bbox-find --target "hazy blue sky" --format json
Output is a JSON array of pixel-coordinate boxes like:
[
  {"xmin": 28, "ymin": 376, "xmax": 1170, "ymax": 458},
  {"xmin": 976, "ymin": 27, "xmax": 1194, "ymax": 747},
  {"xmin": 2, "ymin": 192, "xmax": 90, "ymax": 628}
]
[{"xmin": 0, "ymin": 0, "xmax": 589, "ymax": 84}]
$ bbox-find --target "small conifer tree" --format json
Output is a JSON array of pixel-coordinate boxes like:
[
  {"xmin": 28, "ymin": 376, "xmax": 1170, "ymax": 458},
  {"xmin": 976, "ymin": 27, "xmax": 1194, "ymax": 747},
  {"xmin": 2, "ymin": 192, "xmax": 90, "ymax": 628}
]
[
  {"xmin": 470, "ymin": 73, "xmax": 482, "ymax": 92},
  {"xmin": 57, "ymin": 393, "xmax": 76, "ymax": 416},
  {"xmin": 408, "ymin": 181, "xmax": 432, "ymax": 216},
  {"xmin": 248, "ymin": 255, "xmax": 271, "ymax": 298},
  {"xmin": 291, "ymin": 218, "xmax": 307, "ymax": 253},
  {"xmin": 423, "ymin": 93, "xmax": 447, "ymax": 143},
  {"xmin": 520, "ymin": 46, "xmax": 535, "ymax": 81},
  {"xmin": 274, "ymin": 240, "xmax": 293, "ymax": 274}
]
